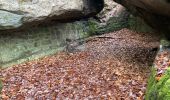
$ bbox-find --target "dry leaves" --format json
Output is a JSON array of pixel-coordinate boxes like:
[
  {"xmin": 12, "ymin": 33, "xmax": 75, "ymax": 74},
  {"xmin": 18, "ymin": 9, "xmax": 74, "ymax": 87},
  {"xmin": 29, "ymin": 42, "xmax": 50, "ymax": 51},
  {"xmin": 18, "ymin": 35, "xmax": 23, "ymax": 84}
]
[
  {"xmin": 1, "ymin": 29, "xmax": 160, "ymax": 99},
  {"xmin": 154, "ymin": 50, "xmax": 170, "ymax": 80}
]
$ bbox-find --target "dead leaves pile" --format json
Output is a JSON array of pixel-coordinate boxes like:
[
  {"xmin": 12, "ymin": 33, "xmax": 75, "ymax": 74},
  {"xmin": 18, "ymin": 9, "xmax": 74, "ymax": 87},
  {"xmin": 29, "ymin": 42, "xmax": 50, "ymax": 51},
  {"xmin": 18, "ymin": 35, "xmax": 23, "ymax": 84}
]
[
  {"xmin": 1, "ymin": 29, "xmax": 160, "ymax": 99},
  {"xmin": 154, "ymin": 50, "xmax": 170, "ymax": 81}
]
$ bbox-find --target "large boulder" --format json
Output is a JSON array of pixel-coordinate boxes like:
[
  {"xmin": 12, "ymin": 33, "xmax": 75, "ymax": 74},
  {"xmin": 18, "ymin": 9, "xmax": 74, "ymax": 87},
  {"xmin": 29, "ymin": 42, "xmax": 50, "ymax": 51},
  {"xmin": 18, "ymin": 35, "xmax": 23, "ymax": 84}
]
[
  {"xmin": 113, "ymin": 0, "xmax": 170, "ymax": 39},
  {"xmin": 97, "ymin": 0, "xmax": 127, "ymax": 23},
  {"xmin": 0, "ymin": 0, "xmax": 103, "ymax": 30}
]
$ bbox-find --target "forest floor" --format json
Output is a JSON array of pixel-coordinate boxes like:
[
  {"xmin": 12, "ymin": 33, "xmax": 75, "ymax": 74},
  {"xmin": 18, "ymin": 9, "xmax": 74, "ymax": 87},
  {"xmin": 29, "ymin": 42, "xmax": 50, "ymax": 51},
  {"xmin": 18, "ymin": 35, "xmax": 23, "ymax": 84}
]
[
  {"xmin": 154, "ymin": 50, "xmax": 170, "ymax": 81},
  {"xmin": 0, "ymin": 28, "xmax": 160, "ymax": 100}
]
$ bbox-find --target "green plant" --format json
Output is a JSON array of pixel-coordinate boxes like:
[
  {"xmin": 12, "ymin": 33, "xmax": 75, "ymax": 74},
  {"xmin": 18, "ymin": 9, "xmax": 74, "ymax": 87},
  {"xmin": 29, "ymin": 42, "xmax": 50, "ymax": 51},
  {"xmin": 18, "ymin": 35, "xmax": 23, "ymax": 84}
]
[
  {"xmin": 87, "ymin": 19, "xmax": 99, "ymax": 35},
  {"xmin": 161, "ymin": 39, "xmax": 170, "ymax": 47},
  {"xmin": 0, "ymin": 78, "xmax": 2, "ymax": 99},
  {"xmin": 145, "ymin": 67, "xmax": 158, "ymax": 100},
  {"xmin": 146, "ymin": 67, "xmax": 170, "ymax": 100}
]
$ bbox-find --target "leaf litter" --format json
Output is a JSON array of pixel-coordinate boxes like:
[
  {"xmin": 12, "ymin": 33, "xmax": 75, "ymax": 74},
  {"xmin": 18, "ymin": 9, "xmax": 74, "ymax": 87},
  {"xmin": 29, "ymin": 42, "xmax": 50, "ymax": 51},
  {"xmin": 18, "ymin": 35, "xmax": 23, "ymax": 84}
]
[
  {"xmin": 154, "ymin": 50, "xmax": 170, "ymax": 81},
  {"xmin": 0, "ymin": 28, "xmax": 160, "ymax": 100}
]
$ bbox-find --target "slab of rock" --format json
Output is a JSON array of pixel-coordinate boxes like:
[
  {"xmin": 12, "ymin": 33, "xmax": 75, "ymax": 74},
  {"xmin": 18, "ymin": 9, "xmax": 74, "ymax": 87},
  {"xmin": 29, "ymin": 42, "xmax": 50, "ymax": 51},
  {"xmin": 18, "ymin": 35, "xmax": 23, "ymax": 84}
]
[
  {"xmin": 113, "ymin": 0, "xmax": 170, "ymax": 39},
  {"xmin": 0, "ymin": 20, "xmax": 93, "ymax": 68},
  {"xmin": 114, "ymin": 0, "xmax": 170, "ymax": 16},
  {"xmin": 97, "ymin": 0, "xmax": 127, "ymax": 23},
  {"xmin": 0, "ymin": 0, "xmax": 104, "ymax": 30}
]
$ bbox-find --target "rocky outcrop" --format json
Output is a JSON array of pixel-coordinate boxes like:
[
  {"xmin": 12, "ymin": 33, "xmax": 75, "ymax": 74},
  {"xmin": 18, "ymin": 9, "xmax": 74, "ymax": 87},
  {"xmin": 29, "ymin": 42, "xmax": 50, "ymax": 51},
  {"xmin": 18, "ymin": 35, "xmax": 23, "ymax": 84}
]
[
  {"xmin": 113, "ymin": 0, "xmax": 170, "ymax": 39},
  {"xmin": 89, "ymin": 0, "xmax": 130, "ymax": 34},
  {"xmin": 0, "ymin": 0, "xmax": 103, "ymax": 30},
  {"xmin": 0, "ymin": 0, "xmax": 104, "ymax": 67},
  {"xmin": 97, "ymin": 0, "xmax": 126, "ymax": 24},
  {"xmin": 94, "ymin": 0, "xmax": 154, "ymax": 34},
  {"xmin": 0, "ymin": 20, "xmax": 93, "ymax": 68}
]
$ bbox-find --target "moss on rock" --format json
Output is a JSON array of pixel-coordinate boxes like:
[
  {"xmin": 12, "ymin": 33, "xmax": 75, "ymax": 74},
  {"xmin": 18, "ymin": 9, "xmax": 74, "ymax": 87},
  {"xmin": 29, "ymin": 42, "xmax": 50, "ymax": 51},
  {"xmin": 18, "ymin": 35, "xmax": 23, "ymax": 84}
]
[
  {"xmin": 0, "ymin": 20, "xmax": 93, "ymax": 68},
  {"xmin": 161, "ymin": 39, "xmax": 170, "ymax": 47},
  {"xmin": 146, "ymin": 67, "xmax": 170, "ymax": 100}
]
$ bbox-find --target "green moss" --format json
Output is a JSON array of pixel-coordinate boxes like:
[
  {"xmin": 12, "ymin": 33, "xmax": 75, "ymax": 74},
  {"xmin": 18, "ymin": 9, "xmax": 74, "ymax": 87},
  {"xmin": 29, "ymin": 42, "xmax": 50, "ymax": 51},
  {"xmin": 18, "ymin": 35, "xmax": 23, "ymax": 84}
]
[
  {"xmin": 128, "ymin": 15, "xmax": 154, "ymax": 33},
  {"xmin": 161, "ymin": 39, "xmax": 170, "ymax": 47},
  {"xmin": 87, "ymin": 14, "xmax": 155, "ymax": 35},
  {"xmin": 99, "ymin": 17, "xmax": 128, "ymax": 33},
  {"xmin": 0, "ymin": 80, "xmax": 2, "ymax": 91},
  {"xmin": 156, "ymin": 68, "xmax": 170, "ymax": 100},
  {"xmin": 90, "ymin": 14, "xmax": 154, "ymax": 34},
  {"xmin": 0, "ymin": 21, "xmax": 92, "ymax": 68},
  {"xmin": 145, "ymin": 67, "xmax": 158, "ymax": 100},
  {"xmin": 0, "ymin": 79, "xmax": 2, "ymax": 98},
  {"xmin": 87, "ymin": 19, "xmax": 100, "ymax": 35},
  {"xmin": 146, "ymin": 67, "xmax": 170, "ymax": 100}
]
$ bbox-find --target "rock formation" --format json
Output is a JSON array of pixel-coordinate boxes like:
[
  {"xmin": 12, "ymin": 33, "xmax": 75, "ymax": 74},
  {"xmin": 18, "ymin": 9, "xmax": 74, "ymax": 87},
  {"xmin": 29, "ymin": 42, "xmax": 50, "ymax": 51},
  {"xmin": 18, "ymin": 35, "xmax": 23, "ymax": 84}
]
[
  {"xmin": 0, "ymin": 0, "xmax": 104, "ymax": 30},
  {"xmin": 0, "ymin": 0, "xmax": 104, "ymax": 67},
  {"xmin": 113, "ymin": 0, "xmax": 170, "ymax": 39}
]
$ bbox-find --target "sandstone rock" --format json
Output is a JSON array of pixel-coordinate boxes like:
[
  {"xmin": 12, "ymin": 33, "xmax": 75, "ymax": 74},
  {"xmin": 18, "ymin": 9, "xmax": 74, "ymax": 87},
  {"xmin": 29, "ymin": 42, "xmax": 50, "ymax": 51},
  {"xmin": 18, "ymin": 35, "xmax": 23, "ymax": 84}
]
[
  {"xmin": 97, "ymin": 0, "xmax": 126, "ymax": 24},
  {"xmin": 114, "ymin": 0, "xmax": 170, "ymax": 16},
  {"xmin": 90, "ymin": 0, "xmax": 130, "ymax": 34},
  {"xmin": 0, "ymin": 20, "xmax": 92, "ymax": 68},
  {"xmin": 113, "ymin": 0, "xmax": 170, "ymax": 39},
  {"xmin": 0, "ymin": 0, "xmax": 104, "ymax": 30}
]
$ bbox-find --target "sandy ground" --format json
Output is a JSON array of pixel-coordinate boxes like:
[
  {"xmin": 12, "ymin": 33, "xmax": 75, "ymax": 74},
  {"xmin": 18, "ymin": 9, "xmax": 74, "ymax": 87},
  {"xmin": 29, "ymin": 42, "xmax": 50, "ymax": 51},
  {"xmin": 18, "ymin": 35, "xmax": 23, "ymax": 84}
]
[{"xmin": 1, "ymin": 28, "xmax": 160, "ymax": 99}]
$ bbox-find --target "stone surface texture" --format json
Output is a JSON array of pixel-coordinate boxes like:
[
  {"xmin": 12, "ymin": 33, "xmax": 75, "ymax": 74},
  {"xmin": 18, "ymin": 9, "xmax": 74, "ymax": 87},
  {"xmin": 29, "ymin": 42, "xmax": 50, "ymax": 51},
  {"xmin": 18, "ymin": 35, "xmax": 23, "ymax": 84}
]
[
  {"xmin": 97, "ymin": 0, "xmax": 126, "ymax": 24},
  {"xmin": 0, "ymin": 21, "xmax": 91, "ymax": 68},
  {"xmin": 113, "ymin": 0, "xmax": 170, "ymax": 39},
  {"xmin": 0, "ymin": 0, "xmax": 103, "ymax": 30}
]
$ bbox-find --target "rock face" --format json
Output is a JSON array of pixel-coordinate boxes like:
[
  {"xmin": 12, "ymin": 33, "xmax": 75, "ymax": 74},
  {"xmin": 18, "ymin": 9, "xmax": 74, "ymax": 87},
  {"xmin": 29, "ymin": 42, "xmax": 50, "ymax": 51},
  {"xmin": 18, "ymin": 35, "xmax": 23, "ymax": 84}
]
[
  {"xmin": 97, "ymin": 0, "xmax": 126, "ymax": 24},
  {"xmin": 94, "ymin": 0, "xmax": 154, "ymax": 34},
  {"xmin": 0, "ymin": 20, "xmax": 93, "ymax": 68},
  {"xmin": 0, "ymin": 0, "xmax": 103, "ymax": 30},
  {"xmin": 0, "ymin": 0, "xmax": 104, "ymax": 67},
  {"xmin": 89, "ymin": 0, "xmax": 131, "ymax": 34},
  {"xmin": 113, "ymin": 0, "xmax": 170, "ymax": 39}
]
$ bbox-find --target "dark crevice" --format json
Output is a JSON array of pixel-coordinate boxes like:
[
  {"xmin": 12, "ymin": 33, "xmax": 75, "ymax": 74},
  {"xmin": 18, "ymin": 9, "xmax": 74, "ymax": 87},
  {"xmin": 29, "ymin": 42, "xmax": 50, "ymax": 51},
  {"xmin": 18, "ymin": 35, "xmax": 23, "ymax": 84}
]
[{"xmin": 166, "ymin": 0, "xmax": 170, "ymax": 3}]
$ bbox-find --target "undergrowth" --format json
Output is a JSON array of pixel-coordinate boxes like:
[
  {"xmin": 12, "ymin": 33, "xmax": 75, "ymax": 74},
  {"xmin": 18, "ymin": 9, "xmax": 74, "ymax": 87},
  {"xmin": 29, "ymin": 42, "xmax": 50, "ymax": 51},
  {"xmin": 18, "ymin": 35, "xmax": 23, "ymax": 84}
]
[{"xmin": 146, "ymin": 67, "xmax": 170, "ymax": 100}]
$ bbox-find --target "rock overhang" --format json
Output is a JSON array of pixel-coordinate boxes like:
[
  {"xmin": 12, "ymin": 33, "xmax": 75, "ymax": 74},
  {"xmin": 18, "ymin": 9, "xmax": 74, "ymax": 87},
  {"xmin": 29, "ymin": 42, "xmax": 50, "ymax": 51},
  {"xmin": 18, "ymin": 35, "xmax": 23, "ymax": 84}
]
[
  {"xmin": 113, "ymin": 0, "xmax": 170, "ymax": 39},
  {"xmin": 0, "ymin": 0, "xmax": 104, "ymax": 31}
]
